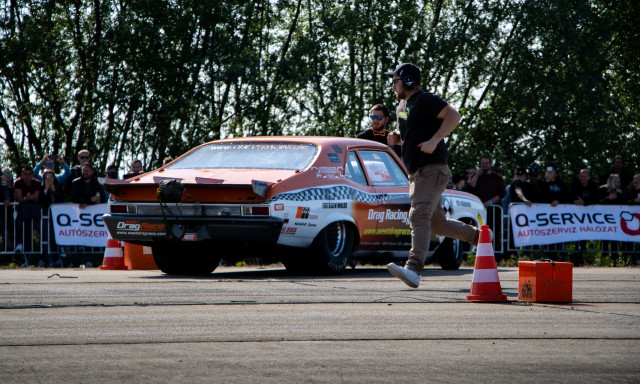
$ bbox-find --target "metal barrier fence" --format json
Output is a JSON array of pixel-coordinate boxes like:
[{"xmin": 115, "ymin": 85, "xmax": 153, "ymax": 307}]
[
  {"xmin": 1, "ymin": 203, "xmax": 638, "ymax": 267},
  {"xmin": 1, "ymin": 204, "xmax": 105, "ymax": 267}
]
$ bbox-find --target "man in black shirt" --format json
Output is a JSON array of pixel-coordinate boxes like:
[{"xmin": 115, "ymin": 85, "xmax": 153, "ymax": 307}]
[
  {"xmin": 384, "ymin": 63, "xmax": 480, "ymax": 288},
  {"xmin": 71, "ymin": 164, "xmax": 107, "ymax": 209},
  {"xmin": 537, "ymin": 164, "xmax": 569, "ymax": 206},
  {"xmin": 571, "ymin": 169, "xmax": 598, "ymax": 206},
  {"xmin": 356, "ymin": 104, "xmax": 401, "ymax": 157}
]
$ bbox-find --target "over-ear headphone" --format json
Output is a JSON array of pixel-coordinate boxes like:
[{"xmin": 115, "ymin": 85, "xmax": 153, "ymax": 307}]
[{"xmin": 403, "ymin": 75, "xmax": 415, "ymax": 90}]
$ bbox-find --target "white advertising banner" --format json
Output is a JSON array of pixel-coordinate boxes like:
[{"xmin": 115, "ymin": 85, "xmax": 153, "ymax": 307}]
[
  {"xmin": 50, "ymin": 203, "xmax": 110, "ymax": 247},
  {"xmin": 509, "ymin": 204, "xmax": 640, "ymax": 247}
]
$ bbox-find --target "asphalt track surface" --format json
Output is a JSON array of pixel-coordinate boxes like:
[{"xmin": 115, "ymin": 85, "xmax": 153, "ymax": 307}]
[{"xmin": 1, "ymin": 266, "xmax": 639, "ymax": 383}]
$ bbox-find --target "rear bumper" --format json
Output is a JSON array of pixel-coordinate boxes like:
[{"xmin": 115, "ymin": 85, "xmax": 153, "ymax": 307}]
[{"xmin": 103, "ymin": 214, "xmax": 283, "ymax": 244}]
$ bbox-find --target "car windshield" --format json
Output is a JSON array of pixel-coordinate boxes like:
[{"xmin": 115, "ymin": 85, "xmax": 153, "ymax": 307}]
[{"xmin": 167, "ymin": 142, "xmax": 319, "ymax": 170}]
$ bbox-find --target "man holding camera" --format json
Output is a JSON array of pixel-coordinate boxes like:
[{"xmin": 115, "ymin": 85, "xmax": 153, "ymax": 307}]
[
  {"xmin": 467, "ymin": 156, "xmax": 506, "ymax": 208},
  {"xmin": 33, "ymin": 154, "xmax": 71, "ymax": 184},
  {"xmin": 467, "ymin": 156, "xmax": 506, "ymax": 254}
]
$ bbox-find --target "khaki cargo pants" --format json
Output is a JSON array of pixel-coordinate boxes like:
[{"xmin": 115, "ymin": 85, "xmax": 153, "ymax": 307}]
[{"xmin": 406, "ymin": 164, "xmax": 479, "ymax": 274}]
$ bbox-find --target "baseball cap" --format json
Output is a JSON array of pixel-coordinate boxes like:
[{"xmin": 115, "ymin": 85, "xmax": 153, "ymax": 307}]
[{"xmin": 384, "ymin": 63, "xmax": 421, "ymax": 84}]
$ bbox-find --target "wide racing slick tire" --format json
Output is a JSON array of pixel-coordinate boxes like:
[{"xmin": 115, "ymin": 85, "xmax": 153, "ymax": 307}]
[
  {"xmin": 434, "ymin": 237, "xmax": 465, "ymax": 270},
  {"xmin": 151, "ymin": 242, "xmax": 220, "ymax": 275},
  {"xmin": 282, "ymin": 221, "xmax": 354, "ymax": 275},
  {"xmin": 311, "ymin": 221, "xmax": 354, "ymax": 274}
]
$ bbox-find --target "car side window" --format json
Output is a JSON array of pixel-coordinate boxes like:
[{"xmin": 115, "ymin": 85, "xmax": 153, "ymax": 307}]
[
  {"xmin": 359, "ymin": 150, "xmax": 409, "ymax": 187},
  {"xmin": 345, "ymin": 152, "xmax": 368, "ymax": 185}
]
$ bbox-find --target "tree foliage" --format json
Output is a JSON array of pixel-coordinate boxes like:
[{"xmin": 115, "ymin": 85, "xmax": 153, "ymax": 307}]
[{"xmin": 1, "ymin": 0, "xmax": 638, "ymax": 182}]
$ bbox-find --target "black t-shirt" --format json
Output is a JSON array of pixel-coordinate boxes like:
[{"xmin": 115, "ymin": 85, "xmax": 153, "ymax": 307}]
[
  {"xmin": 570, "ymin": 179, "xmax": 598, "ymax": 205},
  {"xmin": 396, "ymin": 90, "xmax": 448, "ymax": 173},
  {"xmin": 356, "ymin": 128, "xmax": 390, "ymax": 145},
  {"xmin": 356, "ymin": 129, "xmax": 401, "ymax": 157},
  {"xmin": 510, "ymin": 178, "xmax": 534, "ymax": 203},
  {"xmin": 537, "ymin": 179, "xmax": 569, "ymax": 204}
]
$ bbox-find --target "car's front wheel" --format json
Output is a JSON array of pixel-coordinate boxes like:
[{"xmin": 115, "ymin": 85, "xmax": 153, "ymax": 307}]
[
  {"xmin": 283, "ymin": 221, "xmax": 354, "ymax": 275},
  {"xmin": 434, "ymin": 237, "xmax": 466, "ymax": 270},
  {"xmin": 151, "ymin": 242, "xmax": 220, "ymax": 275}
]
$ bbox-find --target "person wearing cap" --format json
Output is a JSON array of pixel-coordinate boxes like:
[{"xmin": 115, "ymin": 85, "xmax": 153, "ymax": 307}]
[
  {"xmin": 536, "ymin": 164, "xmax": 569, "ymax": 206},
  {"xmin": 384, "ymin": 63, "xmax": 480, "ymax": 288},
  {"xmin": 64, "ymin": 149, "xmax": 98, "ymax": 197},
  {"xmin": 509, "ymin": 166, "xmax": 534, "ymax": 207},
  {"xmin": 357, "ymin": 104, "xmax": 401, "ymax": 157},
  {"xmin": 451, "ymin": 173, "xmax": 466, "ymax": 191}
]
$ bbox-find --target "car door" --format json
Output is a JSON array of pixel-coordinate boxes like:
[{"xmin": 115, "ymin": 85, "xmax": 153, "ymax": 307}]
[
  {"xmin": 357, "ymin": 149, "xmax": 412, "ymax": 250},
  {"xmin": 344, "ymin": 150, "xmax": 384, "ymax": 249}
]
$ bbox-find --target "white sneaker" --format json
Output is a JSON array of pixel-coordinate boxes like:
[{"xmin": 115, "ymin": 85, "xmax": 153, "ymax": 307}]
[{"xmin": 387, "ymin": 263, "xmax": 420, "ymax": 288}]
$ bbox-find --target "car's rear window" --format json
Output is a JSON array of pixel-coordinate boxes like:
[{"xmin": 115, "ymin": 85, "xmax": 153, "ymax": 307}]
[{"xmin": 167, "ymin": 142, "xmax": 319, "ymax": 170}]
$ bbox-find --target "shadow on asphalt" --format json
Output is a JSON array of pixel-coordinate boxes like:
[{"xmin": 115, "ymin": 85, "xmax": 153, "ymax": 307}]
[{"xmin": 141, "ymin": 266, "xmax": 475, "ymax": 281}]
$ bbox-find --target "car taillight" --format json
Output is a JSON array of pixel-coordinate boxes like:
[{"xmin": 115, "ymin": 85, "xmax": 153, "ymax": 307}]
[
  {"xmin": 110, "ymin": 204, "xmax": 137, "ymax": 214},
  {"xmin": 242, "ymin": 206, "xmax": 270, "ymax": 216}
]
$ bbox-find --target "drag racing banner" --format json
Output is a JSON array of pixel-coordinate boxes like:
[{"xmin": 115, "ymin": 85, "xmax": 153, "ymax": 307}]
[
  {"xmin": 50, "ymin": 203, "xmax": 110, "ymax": 247},
  {"xmin": 509, "ymin": 204, "xmax": 640, "ymax": 247}
]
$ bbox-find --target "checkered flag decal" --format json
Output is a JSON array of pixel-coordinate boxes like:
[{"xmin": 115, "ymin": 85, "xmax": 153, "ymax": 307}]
[{"xmin": 268, "ymin": 185, "xmax": 407, "ymax": 204}]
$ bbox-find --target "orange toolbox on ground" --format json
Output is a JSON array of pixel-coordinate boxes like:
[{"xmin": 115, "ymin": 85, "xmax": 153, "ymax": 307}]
[
  {"xmin": 518, "ymin": 260, "xmax": 573, "ymax": 303},
  {"xmin": 123, "ymin": 242, "xmax": 158, "ymax": 270}
]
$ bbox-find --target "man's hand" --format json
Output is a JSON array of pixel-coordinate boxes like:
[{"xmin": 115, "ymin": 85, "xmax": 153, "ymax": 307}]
[
  {"xmin": 387, "ymin": 131, "xmax": 401, "ymax": 146},
  {"xmin": 418, "ymin": 138, "xmax": 438, "ymax": 154},
  {"xmin": 574, "ymin": 197, "xmax": 584, "ymax": 206}
]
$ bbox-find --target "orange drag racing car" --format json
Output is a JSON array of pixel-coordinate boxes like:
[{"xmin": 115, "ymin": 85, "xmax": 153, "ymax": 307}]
[{"xmin": 103, "ymin": 137, "xmax": 486, "ymax": 275}]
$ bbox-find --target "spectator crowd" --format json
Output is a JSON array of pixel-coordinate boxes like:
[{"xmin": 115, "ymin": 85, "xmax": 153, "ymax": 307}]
[
  {"xmin": 1, "ymin": 151, "xmax": 145, "ymax": 268},
  {"xmin": 449, "ymin": 154, "xmax": 639, "ymax": 209},
  {"xmin": 449, "ymin": 155, "xmax": 639, "ymax": 264}
]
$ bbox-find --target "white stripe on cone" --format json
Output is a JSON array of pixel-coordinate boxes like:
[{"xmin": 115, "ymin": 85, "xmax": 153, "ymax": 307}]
[
  {"xmin": 476, "ymin": 243, "xmax": 494, "ymax": 256},
  {"xmin": 471, "ymin": 268, "xmax": 500, "ymax": 283},
  {"xmin": 104, "ymin": 248, "xmax": 123, "ymax": 258}
]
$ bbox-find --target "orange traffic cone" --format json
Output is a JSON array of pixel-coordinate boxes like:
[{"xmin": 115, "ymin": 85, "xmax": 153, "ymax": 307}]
[
  {"xmin": 466, "ymin": 225, "xmax": 508, "ymax": 302},
  {"xmin": 99, "ymin": 236, "xmax": 128, "ymax": 270}
]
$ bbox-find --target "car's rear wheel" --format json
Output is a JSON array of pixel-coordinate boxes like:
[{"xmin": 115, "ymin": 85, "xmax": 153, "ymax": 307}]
[
  {"xmin": 434, "ymin": 237, "xmax": 465, "ymax": 270},
  {"xmin": 283, "ymin": 221, "xmax": 354, "ymax": 275},
  {"xmin": 151, "ymin": 242, "xmax": 220, "ymax": 275}
]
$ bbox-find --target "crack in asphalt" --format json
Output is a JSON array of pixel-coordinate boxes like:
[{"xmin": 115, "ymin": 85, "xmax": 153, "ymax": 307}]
[
  {"xmin": 2, "ymin": 336, "xmax": 640, "ymax": 348},
  {"xmin": 2, "ymin": 299, "xmax": 639, "ymax": 319}
]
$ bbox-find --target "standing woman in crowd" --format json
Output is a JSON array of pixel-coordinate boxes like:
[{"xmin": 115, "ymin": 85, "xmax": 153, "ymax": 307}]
[{"xmin": 40, "ymin": 171, "xmax": 65, "ymax": 267}]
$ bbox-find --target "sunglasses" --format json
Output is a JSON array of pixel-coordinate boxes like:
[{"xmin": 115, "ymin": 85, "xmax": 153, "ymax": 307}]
[
  {"xmin": 369, "ymin": 115, "xmax": 385, "ymax": 120},
  {"xmin": 44, "ymin": 162, "xmax": 55, "ymax": 167},
  {"xmin": 79, "ymin": 156, "xmax": 90, "ymax": 160}
]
